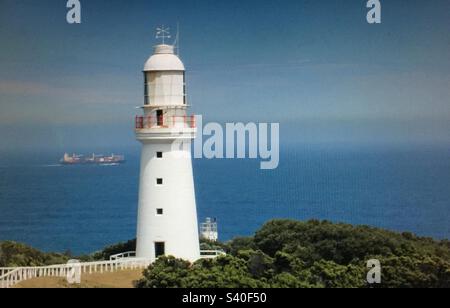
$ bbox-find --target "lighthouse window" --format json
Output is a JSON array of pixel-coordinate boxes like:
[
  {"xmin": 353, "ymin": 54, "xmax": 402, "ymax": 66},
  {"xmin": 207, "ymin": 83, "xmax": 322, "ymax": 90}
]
[
  {"xmin": 156, "ymin": 152, "xmax": 163, "ymax": 158},
  {"xmin": 155, "ymin": 242, "xmax": 165, "ymax": 258},
  {"xmin": 156, "ymin": 178, "xmax": 163, "ymax": 185},
  {"xmin": 144, "ymin": 73, "xmax": 149, "ymax": 105},
  {"xmin": 183, "ymin": 72, "xmax": 186, "ymax": 105},
  {"xmin": 156, "ymin": 209, "xmax": 164, "ymax": 215}
]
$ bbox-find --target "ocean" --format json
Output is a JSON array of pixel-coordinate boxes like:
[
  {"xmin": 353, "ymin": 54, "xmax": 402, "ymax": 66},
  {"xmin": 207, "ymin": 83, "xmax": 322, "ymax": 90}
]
[{"xmin": 0, "ymin": 144, "xmax": 449, "ymax": 255}]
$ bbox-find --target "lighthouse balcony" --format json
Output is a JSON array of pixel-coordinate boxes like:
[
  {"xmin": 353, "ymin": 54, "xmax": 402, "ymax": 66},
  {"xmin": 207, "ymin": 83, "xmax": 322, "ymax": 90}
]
[
  {"xmin": 135, "ymin": 115, "xmax": 197, "ymax": 140},
  {"xmin": 135, "ymin": 115, "xmax": 196, "ymax": 129}
]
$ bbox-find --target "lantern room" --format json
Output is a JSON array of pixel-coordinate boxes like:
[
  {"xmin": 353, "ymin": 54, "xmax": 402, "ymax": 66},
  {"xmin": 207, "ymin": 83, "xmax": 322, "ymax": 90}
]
[{"xmin": 143, "ymin": 44, "xmax": 186, "ymax": 106}]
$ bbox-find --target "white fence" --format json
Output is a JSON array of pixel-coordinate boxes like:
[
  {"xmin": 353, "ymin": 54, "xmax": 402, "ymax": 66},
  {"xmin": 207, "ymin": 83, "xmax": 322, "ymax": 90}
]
[
  {"xmin": 110, "ymin": 251, "xmax": 137, "ymax": 261},
  {"xmin": 0, "ymin": 268, "xmax": 16, "ymax": 278},
  {"xmin": 0, "ymin": 250, "xmax": 226, "ymax": 288},
  {"xmin": 109, "ymin": 250, "xmax": 226, "ymax": 261},
  {"xmin": 0, "ymin": 258, "xmax": 151, "ymax": 289}
]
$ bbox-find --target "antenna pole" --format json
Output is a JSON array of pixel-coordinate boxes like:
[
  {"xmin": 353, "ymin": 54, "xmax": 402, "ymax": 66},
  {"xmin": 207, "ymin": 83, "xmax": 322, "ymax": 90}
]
[{"xmin": 176, "ymin": 22, "xmax": 180, "ymax": 55}]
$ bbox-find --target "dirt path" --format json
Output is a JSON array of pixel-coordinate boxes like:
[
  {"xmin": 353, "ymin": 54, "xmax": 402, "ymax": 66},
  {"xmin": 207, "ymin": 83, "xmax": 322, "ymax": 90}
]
[{"xmin": 14, "ymin": 269, "xmax": 144, "ymax": 288}]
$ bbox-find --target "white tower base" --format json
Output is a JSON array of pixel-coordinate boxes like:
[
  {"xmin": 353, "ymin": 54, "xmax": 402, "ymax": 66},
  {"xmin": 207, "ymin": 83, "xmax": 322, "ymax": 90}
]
[{"xmin": 135, "ymin": 139, "xmax": 200, "ymax": 263}]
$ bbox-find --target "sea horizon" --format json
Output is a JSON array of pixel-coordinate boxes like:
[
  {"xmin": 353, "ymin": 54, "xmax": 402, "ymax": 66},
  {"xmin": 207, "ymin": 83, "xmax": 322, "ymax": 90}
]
[{"xmin": 0, "ymin": 142, "xmax": 449, "ymax": 255}]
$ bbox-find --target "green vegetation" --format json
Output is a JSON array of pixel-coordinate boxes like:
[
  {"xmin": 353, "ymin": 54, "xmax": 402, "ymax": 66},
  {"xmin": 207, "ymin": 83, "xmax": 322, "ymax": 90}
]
[
  {"xmin": 0, "ymin": 239, "xmax": 137, "ymax": 267},
  {"xmin": 0, "ymin": 241, "xmax": 70, "ymax": 267},
  {"xmin": 2, "ymin": 220, "xmax": 450, "ymax": 288},
  {"xmin": 135, "ymin": 220, "xmax": 450, "ymax": 288},
  {"xmin": 91, "ymin": 239, "xmax": 136, "ymax": 261}
]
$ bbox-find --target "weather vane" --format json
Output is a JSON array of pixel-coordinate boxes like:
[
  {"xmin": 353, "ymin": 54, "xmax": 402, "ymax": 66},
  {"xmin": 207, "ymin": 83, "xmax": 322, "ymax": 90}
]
[{"xmin": 156, "ymin": 26, "xmax": 171, "ymax": 44}]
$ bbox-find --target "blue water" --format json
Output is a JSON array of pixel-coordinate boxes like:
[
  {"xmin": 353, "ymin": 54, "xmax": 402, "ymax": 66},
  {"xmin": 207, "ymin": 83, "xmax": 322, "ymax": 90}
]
[{"xmin": 0, "ymin": 144, "xmax": 449, "ymax": 255}]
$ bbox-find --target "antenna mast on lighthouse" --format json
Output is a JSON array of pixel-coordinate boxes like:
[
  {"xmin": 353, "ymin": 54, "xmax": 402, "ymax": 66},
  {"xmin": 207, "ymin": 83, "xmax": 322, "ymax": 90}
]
[
  {"xmin": 173, "ymin": 23, "xmax": 180, "ymax": 55},
  {"xmin": 156, "ymin": 25, "xmax": 171, "ymax": 44}
]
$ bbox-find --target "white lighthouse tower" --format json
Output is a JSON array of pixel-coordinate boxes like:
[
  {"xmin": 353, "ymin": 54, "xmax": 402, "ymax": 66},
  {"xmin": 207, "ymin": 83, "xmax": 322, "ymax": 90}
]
[{"xmin": 134, "ymin": 28, "xmax": 200, "ymax": 262}]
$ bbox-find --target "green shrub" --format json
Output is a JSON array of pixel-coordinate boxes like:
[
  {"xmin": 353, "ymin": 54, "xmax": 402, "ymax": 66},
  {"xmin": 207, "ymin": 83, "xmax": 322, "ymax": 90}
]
[{"xmin": 136, "ymin": 219, "xmax": 450, "ymax": 288}]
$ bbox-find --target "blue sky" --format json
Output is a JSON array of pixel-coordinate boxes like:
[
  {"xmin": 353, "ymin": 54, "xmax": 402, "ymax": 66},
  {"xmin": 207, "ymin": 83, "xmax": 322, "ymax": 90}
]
[{"xmin": 0, "ymin": 0, "xmax": 449, "ymax": 152}]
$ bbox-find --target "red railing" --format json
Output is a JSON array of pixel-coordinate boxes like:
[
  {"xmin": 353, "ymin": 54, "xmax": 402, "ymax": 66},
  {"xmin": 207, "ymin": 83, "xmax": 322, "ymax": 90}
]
[{"xmin": 135, "ymin": 115, "xmax": 196, "ymax": 129}]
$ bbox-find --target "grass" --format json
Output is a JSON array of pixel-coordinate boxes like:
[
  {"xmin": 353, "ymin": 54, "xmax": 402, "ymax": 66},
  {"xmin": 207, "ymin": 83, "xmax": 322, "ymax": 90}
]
[{"xmin": 14, "ymin": 269, "xmax": 144, "ymax": 288}]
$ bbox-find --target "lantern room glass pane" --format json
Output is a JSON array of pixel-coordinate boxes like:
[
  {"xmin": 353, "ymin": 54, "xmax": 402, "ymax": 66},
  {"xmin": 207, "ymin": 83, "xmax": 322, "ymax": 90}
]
[{"xmin": 144, "ymin": 71, "xmax": 185, "ymax": 106}]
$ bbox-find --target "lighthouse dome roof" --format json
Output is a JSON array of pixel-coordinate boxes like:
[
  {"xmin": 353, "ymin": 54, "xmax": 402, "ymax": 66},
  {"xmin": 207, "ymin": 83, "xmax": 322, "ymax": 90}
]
[{"xmin": 143, "ymin": 44, "xmax": 185, "ymax": 72}]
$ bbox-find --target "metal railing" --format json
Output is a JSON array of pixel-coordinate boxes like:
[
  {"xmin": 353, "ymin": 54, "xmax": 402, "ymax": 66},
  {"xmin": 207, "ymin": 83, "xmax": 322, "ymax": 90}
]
[{"xmin": 135, "ymin": 115, "xmax": 196, "ymax": 130}]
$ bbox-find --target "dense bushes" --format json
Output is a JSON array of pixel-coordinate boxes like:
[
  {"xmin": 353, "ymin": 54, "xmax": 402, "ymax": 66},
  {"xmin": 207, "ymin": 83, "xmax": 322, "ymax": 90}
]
[
  {"xmin": 0, "ymin": 241, "xmax": 70, "ymax": 267},
  {"xmin": 251, "ymin": 220, "xmax": 450, "ymax": 265},
  {"xmin": 135, "ymin": 255, "xmax": 269, "ymax": 288},
  {"xmin": 2, "ymin": 219, "xmax": 449, "ymax": 288},
  {"xmin": 91, "ymin": 239, "xmax": 137, "ymax": 261},
  {"xmin": 135, "ymin": 220, "xmax": 450, "ymax": 288}
]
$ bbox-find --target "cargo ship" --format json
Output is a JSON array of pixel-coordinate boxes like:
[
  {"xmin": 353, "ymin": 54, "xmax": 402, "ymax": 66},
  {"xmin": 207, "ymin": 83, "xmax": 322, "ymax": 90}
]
[{"xmin": 60, "ymin": 153, "xmax": 126, "ymax": 165}]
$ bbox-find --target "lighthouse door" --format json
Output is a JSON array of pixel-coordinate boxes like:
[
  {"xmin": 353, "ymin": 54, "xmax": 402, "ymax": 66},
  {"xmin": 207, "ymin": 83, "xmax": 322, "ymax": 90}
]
[
  {"xmin": 155, "ymin": 242, "xmax": 165, "ymax": 258},
  {"xmin": 156, "ymin": 110, "xmax": 164, "ymax": 126}
]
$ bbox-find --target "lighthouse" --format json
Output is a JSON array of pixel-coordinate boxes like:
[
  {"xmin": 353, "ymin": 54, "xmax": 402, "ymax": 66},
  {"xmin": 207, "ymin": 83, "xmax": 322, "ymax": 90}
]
[{"xmin": 134, "ymin": 31, "xmax": 200, "ymax": 262}]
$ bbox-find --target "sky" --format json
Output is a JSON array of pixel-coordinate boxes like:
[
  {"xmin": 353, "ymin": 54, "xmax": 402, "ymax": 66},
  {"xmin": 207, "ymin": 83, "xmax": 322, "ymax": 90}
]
[{"xmin": 0, "ymin": 0, "xmax": 449, "ymax": 153}]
